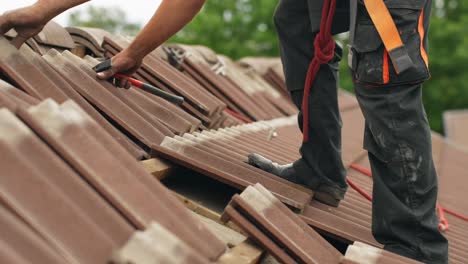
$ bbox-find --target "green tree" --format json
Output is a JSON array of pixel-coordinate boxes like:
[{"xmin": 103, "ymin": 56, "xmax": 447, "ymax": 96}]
[
  {"xmin": 67, "ymin": 6, "xmax": 141, "ymax": 35},
  {"xmin": 70, "ymin": 2, "xmax": 468, "ymax": 133},
  {"xmin": 421, "ymin": 0, "xmax": 468, "ymax": 132},
  {"xmin": 338, "ymin": 1, "xmax": 468, "ymax": 133},
  {"xmin": 170, "ymin": 0, "xmax": 279, "ymax": 59}
]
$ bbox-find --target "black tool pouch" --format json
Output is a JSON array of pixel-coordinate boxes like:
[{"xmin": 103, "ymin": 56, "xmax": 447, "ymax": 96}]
[{"xmin": 349, "ymin": 0, "xmax": 430, "ymax": 86}]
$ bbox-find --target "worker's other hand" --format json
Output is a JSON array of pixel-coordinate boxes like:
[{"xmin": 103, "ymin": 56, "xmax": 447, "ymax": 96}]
[
  {"xmin": 0, "ymin": 5, "xmax": 47, "ymax": 48},
  {"xmin": 96, "ymin": 51, "xmax": 142, "ymax": 89}
]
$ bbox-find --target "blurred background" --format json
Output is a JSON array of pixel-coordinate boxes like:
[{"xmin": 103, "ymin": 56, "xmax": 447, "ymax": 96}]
[{"xmin": 2, "ymin": 0, "xmax": 467, "ymax": 133}]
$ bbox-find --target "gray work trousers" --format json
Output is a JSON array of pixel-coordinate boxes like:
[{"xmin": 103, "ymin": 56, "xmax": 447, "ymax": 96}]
[{"xmin": 273, "ymin": 0, "xmax": 448, "ymax": 262}]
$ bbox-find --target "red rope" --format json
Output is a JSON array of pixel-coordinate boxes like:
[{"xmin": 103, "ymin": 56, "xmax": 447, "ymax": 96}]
[
  {"xmin": 348, "ymin": 164, "xmax": 468, "ymax": 231},
  {"xmin": 224, "ymin": 109, "xmax": 253, "ymax": 123},
  {"xmin": 346, "ymin": 177, "xmax": 373, "ymax": 202},
  {"xmin": 437, "ymin": 204, "xmax": 449, "ymax": 232},
  {"xmin": 441, "ymin": 207, "xmax": 468, "ymax": 222},
  {"xmin": 350, "ymin": 164, "xmax": 372, "ymax": 177},
  {"xmin": 302, "ymin": 0, "xmax": 337, "ymax": 142}
]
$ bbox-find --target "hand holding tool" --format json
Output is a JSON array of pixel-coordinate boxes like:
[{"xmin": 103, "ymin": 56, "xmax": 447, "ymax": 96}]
[{"xmin": 93, "ymin": 59, "xmax": 184, "ymax": 105}]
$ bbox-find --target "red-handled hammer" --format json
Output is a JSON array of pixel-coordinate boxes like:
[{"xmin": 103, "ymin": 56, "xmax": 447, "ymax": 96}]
[{"xmin": 93, "ymin": 59, "xmax": 184, "ymax": 105}]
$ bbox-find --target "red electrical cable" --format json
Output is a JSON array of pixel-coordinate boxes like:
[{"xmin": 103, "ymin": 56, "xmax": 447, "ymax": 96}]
[{"xmin": 302, "ymin": 0, "xmax": 337, "ymax": 142}]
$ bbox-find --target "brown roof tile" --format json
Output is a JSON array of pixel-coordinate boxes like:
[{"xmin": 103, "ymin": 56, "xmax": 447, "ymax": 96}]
[
  {"xmin": 33, "ymin": 21, "xmax": 75, "ymax": 50},
  {"xmin": 103, "ymin": 37, "xmax": 226, "ymax": 117},
  {"xmin": 156, "ymin": 118, "xmax": 313, "ymax": 210},
  {"xmin": 344, "ymin": 242, "xmax": 422, "ymax": 264},
  {"xmin": 223, "ymin": 184, "xmax": 342, "ymax": 263},
  {"xmin": 42, "ymin": 50, "xmax": 166, "ymax": 147},
  {"xmin": 0, "ymin": 205, "xmax": 66, "ymax": 264},
  {"xmin": 222, "ymin": 205, "xmax": 297, "ymax": 263},
  {"xmin": 66, "ymin": 26, "xmax": 112, "ymax": 56},
  {"xmin": 17, "ymin": 99, "xmax": 226, "ymax": 261},
  {"xmin": 111, "ymin": 222, "xmax": 209, "ymax": 264},
  {"xmin": 27, "ymin": 46, "xmax": 149, "ymax": 158},
  {"xmin": 0, "ymin": 108, "xmax": 116, "ymax": 263}
]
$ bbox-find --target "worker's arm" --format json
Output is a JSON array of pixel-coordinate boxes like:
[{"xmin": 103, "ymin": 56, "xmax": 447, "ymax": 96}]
[
  {"xmin": 96, "ymin": 0, "xmax": 206, "ymax": 82},
  {"xmin": 0, "ymin": 0, "xmax": 205, "ymax": 86},
  {"xmin": 0, "ymin": 0, "xmax": 90, "ymax": 48}
]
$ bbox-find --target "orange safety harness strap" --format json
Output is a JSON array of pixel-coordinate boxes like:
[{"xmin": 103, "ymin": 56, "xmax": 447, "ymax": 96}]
[{"xmin": 361, "ymin": 0, "xmax": 414, "ymax": 74}]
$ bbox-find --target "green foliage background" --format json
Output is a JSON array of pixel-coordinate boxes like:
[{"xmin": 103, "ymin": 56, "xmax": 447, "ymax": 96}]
[
  {"xmin": 68, "ymin": 6, "xmax": 141, "ymax": 35},
  {"xmin": 69, "ymin": 0, "xmax": 468, "ymax": 133},
  {"xmin": 170, "ymin": 0, "xmax": 279, "ymax": 59}
]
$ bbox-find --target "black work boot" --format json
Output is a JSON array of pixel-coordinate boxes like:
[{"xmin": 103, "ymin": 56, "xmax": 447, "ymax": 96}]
[{"xmin": 247, "ymin": 153, "xmax": 344, "ymax": 207}]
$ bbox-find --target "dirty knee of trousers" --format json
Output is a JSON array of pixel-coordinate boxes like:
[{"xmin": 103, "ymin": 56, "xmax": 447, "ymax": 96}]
[{"xmin": 355, "ymin": 82, "xmax": 448, "ymax": 263}]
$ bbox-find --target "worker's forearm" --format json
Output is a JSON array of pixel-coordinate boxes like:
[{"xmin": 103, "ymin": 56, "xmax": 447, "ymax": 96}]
[
  {"xmin": 125, "ymin": 0, "xmax": 206, "ymax": 60},
  {"xmin": 34, "ymin": 0, "xmax": 90, "ymax": 21}
]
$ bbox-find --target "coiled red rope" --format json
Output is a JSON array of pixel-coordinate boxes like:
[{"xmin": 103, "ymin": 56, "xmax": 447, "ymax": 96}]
[{"xmin": 302, "ymin": 0, "xmax": 337, "ymax": 142}]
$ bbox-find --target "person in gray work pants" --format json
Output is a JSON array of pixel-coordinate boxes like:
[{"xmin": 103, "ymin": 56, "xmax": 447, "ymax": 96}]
[
  {"xmin": 248, "ymin": 0, "xmax": 449, "ymax": 262},
  {"xmin": 1, "ymin": 0, "xmax": 448, "ymax": 262}
]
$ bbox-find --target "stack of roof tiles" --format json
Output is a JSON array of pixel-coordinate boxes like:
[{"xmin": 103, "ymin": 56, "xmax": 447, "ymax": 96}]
[
  {"xmin": 102, "ymin": 36, "xmax": 233, "ymax": 129},
  {"xmin": 0, "ymin": 89, "xmax": 226, "ymax": 263},
  {"xmin": 239, "ymin": 57, "xmax": 289, "ymax": 98},
  {"xmin": 158, "ymin": 116, "xmax": 313, "ymax": 210},
  {"xmin": 1, "ymin": 20, "xmax": 467, "ymax": 264},
  {"xmin": 65, "ymin": 26, "xmax": 298, "ymax": 127},
  {"xmin": 165, "ymin": 44, "xmax": 298, "ymax": 121},
  {"xmin": 5, "ymin": 21, "xmax": 75, "ymax": 55},
  {"xmin": 220, "ymin": 184, "xmax": 421, "ymax": 264},
  {"xmin": 66, "ymin": 26, "xmax": 112, "ymax": 57},
  {"xmin": 221, "ymin": 184, "xmax": 343, "ymax": 263}
]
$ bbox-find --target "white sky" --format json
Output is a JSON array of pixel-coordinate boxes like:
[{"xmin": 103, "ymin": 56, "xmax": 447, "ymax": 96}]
[{"xmin": 0, "ymin": 0, "xmax": 162, "ymax": 26}]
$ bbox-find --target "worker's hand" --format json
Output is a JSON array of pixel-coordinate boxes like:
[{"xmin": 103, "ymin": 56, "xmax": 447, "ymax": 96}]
[
  {"xmin": 0, "ymin": 5, "xmax": 47, "ymax": 48},
  {"xmin": 96, "ymin": 51, "xmax": 142, "ymax": 89}
]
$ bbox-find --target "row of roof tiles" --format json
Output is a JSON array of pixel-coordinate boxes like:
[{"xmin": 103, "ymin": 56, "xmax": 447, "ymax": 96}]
[
  {"xmin": 1, "ymin": 20, "xmax": 468, "ymax": 263},
  {"xmin": 0, "ymin": 95, "xmax": 226, "ymax": 263}
]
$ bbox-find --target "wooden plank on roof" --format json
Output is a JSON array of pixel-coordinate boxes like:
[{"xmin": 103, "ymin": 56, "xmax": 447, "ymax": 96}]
[
  {"xmin": 70, "ymin": 45, "xmax": 87, "ymax": 58},
  {"xmin": 216, "ymin": 239, "xmax": 264, "ymax": 264},
  {"xmin": 141, "ymin": 158, "xmax": 173, "ymax": 181},
  {"xmin": 192, "ymin": 212, "xmax": 246, "ymax": 247},
  {"xmin": 176, "ymin": 193, "xmax": 222, "ymax": 223},
  {"xmin": 166, "ymin": 185, "xmax": 265, "ymax": 263}
]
